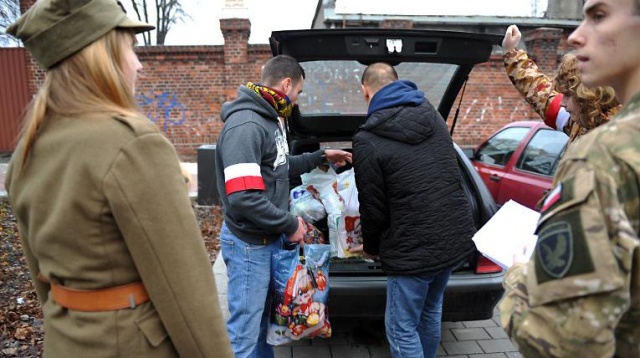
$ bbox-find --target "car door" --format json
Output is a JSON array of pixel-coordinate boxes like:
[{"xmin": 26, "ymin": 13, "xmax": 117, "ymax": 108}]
[
  {"xmin": 472, "ymin": 126, "xmax": 530, "ymax": 203},
  {"xmin": 497, "ymin": 127, "xmax": 568, "ymax": 210}
]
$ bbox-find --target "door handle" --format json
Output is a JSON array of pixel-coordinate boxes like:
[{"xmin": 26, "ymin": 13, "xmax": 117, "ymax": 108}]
[{"xmin": 489, "ymin": 175, "xmax": 500, "ymax": 182}]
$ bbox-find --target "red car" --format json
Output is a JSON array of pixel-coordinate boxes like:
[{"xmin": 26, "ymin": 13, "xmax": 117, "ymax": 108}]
[{"xmin": 470, "ymin": 120, "xmax": 569, "ymax": 211}]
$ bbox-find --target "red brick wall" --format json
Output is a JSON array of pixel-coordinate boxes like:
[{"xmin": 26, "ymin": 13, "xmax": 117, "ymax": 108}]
[
  {"xmin": 449, "ymin": 55, "xmax": 538, "ymax": 147},
  {"xmin": 17, "ymin": 1, "xmax": 569, "ymax": 160}
]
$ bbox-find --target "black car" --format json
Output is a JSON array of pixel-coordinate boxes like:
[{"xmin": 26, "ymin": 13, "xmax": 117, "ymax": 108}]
[{"xmin": 268, "ymin": 28, "xmax": 505, "ymax": 321}]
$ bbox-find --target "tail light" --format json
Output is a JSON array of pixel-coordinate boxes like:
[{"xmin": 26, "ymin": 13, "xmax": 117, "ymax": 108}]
[{"xmin": 475, "ymin": 255, "xmax": 503, "ymax": 274}]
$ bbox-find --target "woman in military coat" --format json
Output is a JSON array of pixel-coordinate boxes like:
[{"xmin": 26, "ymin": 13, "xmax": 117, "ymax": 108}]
[{"xmin": 4, "ymin": 1, "xmax": 233, "ymax": 357}]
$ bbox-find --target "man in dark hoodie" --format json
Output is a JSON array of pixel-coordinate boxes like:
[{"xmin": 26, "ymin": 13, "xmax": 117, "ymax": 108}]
[
  {"xmin": 215, "ymin": 54, "xmax": 351, "ymax": 358},
  {"xmin": 352, "ymin": 62, "xmax": 477, "ymax": 358}
]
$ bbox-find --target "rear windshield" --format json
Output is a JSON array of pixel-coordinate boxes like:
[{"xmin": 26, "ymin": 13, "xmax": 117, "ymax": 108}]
[{"xmin": 298, "ymin": 61, "xmax": 458, "ymax": 115}]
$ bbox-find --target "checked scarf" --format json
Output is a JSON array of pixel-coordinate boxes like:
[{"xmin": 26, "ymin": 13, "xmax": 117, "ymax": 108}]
[{"xmin": 246, "ymin": 82, "xmax": 293, "ymax": 118}]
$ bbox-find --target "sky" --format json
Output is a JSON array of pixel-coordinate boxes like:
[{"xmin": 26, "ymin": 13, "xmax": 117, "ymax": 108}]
[{"xmin": 120, "ymin": 0, "xmax": 549, "ymax": 46}]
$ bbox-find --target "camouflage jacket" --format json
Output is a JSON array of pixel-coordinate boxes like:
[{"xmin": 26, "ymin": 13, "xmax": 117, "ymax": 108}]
[
  {"xmin": 499, "ymin": 91, "xmax": 640, "ymax": 357},
  {"xmin": 503, "ymin": 49, "xmax": 608, "ymax": 142}
]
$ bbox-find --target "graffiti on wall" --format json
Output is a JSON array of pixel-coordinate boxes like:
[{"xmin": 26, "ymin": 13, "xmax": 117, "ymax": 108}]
[
  {"xmin": 136, "ymin": 89, "xmax": 186, "ymax": 131},
  {"xmin": 462, "ymin": 96, "xmax": 531, "ymax": 122}
]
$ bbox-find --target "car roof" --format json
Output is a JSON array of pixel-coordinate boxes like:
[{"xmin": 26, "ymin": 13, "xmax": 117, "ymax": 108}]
[
  {"xmin": 268, "ymin": 28, "xmax": 503, "ymax": 139},
  {"xmin": 504, "ymin": 119, "xmax": 547, "ymax": 128}
]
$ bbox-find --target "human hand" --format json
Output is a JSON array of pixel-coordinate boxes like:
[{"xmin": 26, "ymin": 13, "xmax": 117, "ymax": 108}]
[
  {"xmin": 502, "ymin": 24, "xmax": 521, "ymax": 52},
  {"xmin": 288, "ymin": 216, "xmax": 306, "ymax": 244},
  {"xmin": 325, "ymin": 149, "xmax": 352, "ymax": 167},
  {"xmin": 348, "ymin": 244, "xmax": 378, "ymax": 260},
  {"xmin": 512, "ymin": 244, "xmax": 532, "ymax": 266}
]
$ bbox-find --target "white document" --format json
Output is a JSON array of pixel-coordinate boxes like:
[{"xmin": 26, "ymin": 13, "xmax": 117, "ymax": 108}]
[{"xmin": 472, "ymin": 200, "xmax": 540, "ymax": 270}]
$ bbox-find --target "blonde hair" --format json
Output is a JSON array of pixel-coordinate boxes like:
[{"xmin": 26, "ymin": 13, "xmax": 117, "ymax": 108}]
[
  {"xmin": 553, "ymin": 53, "xmax": 619, "ymax": 129},
  {"xmin": 18, "ymin": 29, "xmax": 141, "ymax": 170}
]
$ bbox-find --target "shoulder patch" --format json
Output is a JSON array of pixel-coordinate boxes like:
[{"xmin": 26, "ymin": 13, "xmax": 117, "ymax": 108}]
[
  {"xmin": 536, "ymin": 221, "xmax": 574, "ymax": 279},
  {"xmin": 534, "ymin": 211, "xmax": 596, "ymax": 285}
]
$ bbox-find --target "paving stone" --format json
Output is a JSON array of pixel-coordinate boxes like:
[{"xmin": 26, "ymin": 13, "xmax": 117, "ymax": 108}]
[
  {"xmin": 368, "ymin": 344, "xmax": 392, "ymax": 358},
  {"xmin": 506, "ymin": 352, "xmax": 523, "ymax": 358},
  {"xmin": 291, "ymin": 345, "xmax": 331, "ymax": 358},
  {"xmin": 469, "ymin": 354, "xmax": 507, "ymax": 358},
  {"xmin": 436, "ymin": 344, "xmax": 447, "ymax": 356},
  {"xmin": 452, "ymin": 328, "xmax": 491, "ymax": 341},
  {"xmin": 463, "ymin": 319, "xmax": 498, "ymax": 328},
  {"xmin": 477, "ymin": 339, "xmax": 518, "ymax": 353},
  {"xmin": 331, "ymin": 345, "xmax": 371, "ymax": 358},
  {"xmin": 485, "ymin": 327, "xmax": 509, "ymax": 339},
  {"xmin": 312, "ymin": 332, "xmax": 349, "ymax": 345},
  {"xmin": 441, "ymin": 329, "xmax": 457, "ymax": 342},
  {"xmin": 442, "ymin": 340, "xmax": 484, "ymax": 355},
  {"xmin": 442, "ymin": 321, "xmax": 466, "ymax": 329}
]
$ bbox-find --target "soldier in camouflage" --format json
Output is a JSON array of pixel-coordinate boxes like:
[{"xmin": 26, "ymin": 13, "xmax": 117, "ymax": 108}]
[
  {"xmin": 501, "ymin": 25, "xmax": 619, "ymax": 143},
  {"xmin": 499, "ymin": 0, "xmax": 640, "ymax": 357}
]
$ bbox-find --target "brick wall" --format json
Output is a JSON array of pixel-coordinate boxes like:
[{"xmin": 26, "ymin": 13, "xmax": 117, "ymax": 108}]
[
  {"xmin": 450, "ymin": 54, "xmax": 538, "ymax": 147},
  {"xmin": 17, "ymin": 1, "xmax": 571, "ymax": 160}
]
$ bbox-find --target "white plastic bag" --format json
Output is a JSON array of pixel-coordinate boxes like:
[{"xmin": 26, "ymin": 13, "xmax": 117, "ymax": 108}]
[
  {"xmin": 335, "ymin": 168, "xmax": 362, "ymax": 257},
  {"xmin": 289, "ymin": 185, "xmax": 326, "ymax": 223}
]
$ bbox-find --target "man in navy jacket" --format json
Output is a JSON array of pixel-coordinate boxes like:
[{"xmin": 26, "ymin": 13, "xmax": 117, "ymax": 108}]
[{"xmin": 353, "ymin": 62, "xmax": 477, "ymax": 358}]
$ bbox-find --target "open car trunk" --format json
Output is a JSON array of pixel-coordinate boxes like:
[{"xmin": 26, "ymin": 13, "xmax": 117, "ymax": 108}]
[{"xmin": 270, "ymin": 28, "xmax": 505, "ymax": 320}]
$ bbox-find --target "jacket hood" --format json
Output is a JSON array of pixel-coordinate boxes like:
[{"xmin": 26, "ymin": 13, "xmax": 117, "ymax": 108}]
[
  {"xmin": 221, "ymin": 86, "xmax": 279, "ymax": 123},
  {"xmin": 362, "ymin": 80, "xmax": 439, "ymax": 144},
  {"xmin": 367, "ymin": 80, "xmax": 424, "ymax": 116}
]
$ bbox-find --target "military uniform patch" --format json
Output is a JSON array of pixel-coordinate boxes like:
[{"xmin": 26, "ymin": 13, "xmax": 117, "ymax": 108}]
[
  {"xmin": 536, "ymin": 221, "xmax": 573, "ymax": 279},
  {"xmin": 541, "ymin": 184, "xmax": 562, "ymax": 212}
]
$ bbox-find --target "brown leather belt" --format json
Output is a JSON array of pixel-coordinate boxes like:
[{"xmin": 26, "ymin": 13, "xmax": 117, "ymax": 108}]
[{"xmin": 38, "ymin": 274, "xmax": 149, "ymax": 312}]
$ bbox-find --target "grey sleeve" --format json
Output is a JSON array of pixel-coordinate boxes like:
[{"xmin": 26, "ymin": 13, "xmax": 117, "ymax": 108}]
[
  {"xmin": 288, "ymin": 149, "xmax": 324, "ymax": 178},
  {"xmin": 219, "ymin": 121, "xmax": 299, "ymax": 235}
]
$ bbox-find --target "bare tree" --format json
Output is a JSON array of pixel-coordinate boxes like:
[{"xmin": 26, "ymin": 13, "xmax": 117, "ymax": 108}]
[
  {"xmin": 129, "ymin": 0, "xmax": 188, "ymax": 45},
  {"xmin": 0, "ymin": 0, "xmax": 20, "ymax": 47}
]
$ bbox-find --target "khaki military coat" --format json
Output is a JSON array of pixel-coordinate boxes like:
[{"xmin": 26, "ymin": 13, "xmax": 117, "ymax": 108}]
[
  {"xmin": 499, "ymin": 93, "xmax": 640, "ymax": 357},
  {"xmin": 5, "ymin": 113, "xmax": 233, "ymax": 358}
]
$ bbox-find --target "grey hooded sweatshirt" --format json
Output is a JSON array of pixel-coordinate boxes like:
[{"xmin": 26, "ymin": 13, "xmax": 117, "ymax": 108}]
[{"xmin": 215, "ymin": 86, "xmax": 324, "ymax": 244}]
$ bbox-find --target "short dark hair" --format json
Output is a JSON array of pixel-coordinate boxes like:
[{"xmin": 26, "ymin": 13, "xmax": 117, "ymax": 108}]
[{"xmin": 261, "ymin": 55, "xmax": 305, "ymax": 87}]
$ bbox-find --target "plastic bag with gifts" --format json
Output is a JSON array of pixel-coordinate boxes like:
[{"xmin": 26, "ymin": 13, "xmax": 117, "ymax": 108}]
[
  {"xmin": 335, "ymin": 168, "xmax": 363, "ymax": 257},
  {"xmin": 289, "ymin": 185, "xmax": 326, "ymax": 224},
  {"xmin": 302, "ymin": 220, "xmax": 327, "ymax": 245},
  {"xmin": 301, "ymin": 166, "xmax": 343, "ymax": 216},
  {"xmin": 267, "ymin": 244, "xmax": 332, "ymax": 345}
]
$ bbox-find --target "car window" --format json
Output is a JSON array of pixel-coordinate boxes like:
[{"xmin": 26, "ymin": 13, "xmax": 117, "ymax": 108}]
[
  {"xmin": 475, "ymin": 126, "xmax": 529, "ymax": 166},
  {"xmin": 516, "ymin": 129, "xmax": 568, "ymax": 176},
  {"xmin": 297, "ymin": 61, "xmax": 458, "ymax": 115}
]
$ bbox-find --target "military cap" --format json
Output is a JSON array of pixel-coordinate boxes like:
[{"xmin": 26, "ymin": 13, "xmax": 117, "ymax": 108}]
[{"xmin": 6, "ymin": 0, "xmax": 154, "ymax": 69}]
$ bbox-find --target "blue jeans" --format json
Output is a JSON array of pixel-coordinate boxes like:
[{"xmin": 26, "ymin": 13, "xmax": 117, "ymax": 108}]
[
  {"xmin": 385, "ymin": 268, "xmax": 453, "ymax": 358},
  {"xmin": 220, "ymin": 223, "xmax": 282, "ymax": 358}
]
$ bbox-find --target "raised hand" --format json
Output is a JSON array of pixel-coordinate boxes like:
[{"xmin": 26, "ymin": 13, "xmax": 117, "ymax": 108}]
[{"xmin": 502, "ymin": 24, "xmax": 522, "ymax": 52}]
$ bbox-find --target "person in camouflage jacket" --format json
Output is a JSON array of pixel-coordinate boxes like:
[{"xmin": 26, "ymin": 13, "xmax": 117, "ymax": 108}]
[
  {"xmin": 501, "ymin": 24, "xmax": 619, "ymax": 143},
  {"xmin": 499, "ymin": 1, "xmax": 640, "ymax": 357}
]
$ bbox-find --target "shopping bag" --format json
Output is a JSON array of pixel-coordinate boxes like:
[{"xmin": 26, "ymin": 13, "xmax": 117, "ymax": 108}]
[
  {"xmin": 267, "ymin": 243, "xmax": 332, "ymax": 345},
  {"xmin": 301, "ymin": 220, "xmax": 327, "ymax": 245},
  {"xmin": 289, "ymin": 184, "xmax": 326, "ymax": 224},
  {"xmin": 335, "ymin": 168, "xmax": 362, "ymax": 257}
]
